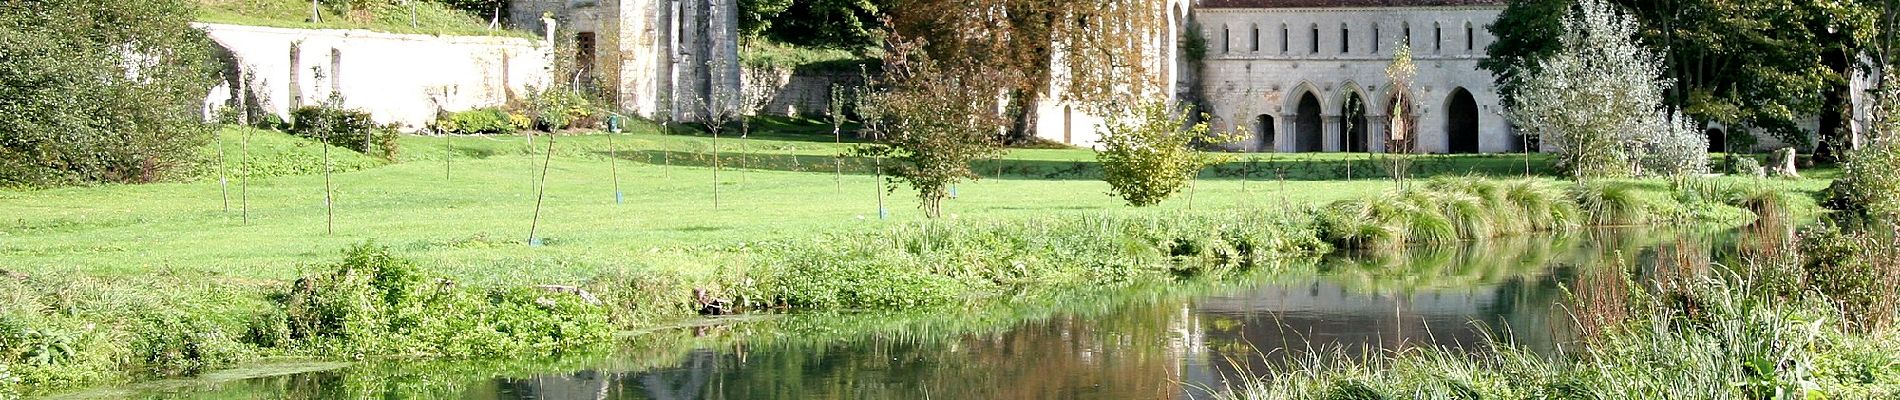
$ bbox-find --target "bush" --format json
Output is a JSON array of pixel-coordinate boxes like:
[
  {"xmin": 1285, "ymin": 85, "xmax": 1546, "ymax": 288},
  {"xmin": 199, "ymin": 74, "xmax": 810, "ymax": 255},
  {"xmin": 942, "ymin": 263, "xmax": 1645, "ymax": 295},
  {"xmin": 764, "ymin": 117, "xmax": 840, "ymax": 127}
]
[
  {"xmin": 289, "ymin": 105, "xmax": 399, "ymax": 160},
  {"xmin": 526, "ymin": 86, "xmax": 596, "ymax": 131},
  {"xmin": 1729, "ymin": 155, "xmax": 1764, "ymax": 176},
  {"xmin": 1097, "ymin": 102, "xmax": 1238, "ymax": 207},
  {"xmin": 1798, "ymin": 223, "xmax": 1900, "ymax": 332},
  {"xmin": 1827, "ymin": 139, "xmax": 1900, "ymax": 220},
  {"xmin": 432, "ymin": 108, "xmax": 518, "ymax": 135},
  {"xmin": 273, "ymin": 244, "xmax": 612, "ymax": 356},
  {"xmin": 0, "ymin": 0, "xmax": 218, "ymax": 186}
]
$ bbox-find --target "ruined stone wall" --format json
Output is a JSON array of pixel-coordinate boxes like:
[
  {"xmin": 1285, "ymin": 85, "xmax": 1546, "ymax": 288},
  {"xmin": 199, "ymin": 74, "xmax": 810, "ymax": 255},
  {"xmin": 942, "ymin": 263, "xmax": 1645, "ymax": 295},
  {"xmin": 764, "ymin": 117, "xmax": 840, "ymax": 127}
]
[{"xmin": 199, "ymin": 23, "xmax": 551, "ymax": 131}]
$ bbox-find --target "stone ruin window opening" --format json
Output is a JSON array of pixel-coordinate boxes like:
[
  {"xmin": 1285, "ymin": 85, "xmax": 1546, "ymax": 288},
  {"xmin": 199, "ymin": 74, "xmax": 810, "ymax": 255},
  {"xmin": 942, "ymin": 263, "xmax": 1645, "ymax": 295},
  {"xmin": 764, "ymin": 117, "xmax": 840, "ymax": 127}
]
[
  {"xmin": 1340, "ymin": 23, "xmax": 1350, "ymax": 54},
  {"xmin": 1222, "ymin": 25, "xmax": 1231, "ymax": 54},
  {"xmin": 1281, "ymin": 24, "xmax": 1290, "ymax": 53},
  {"xmin": 1309, "ymin": 24, "xmax": 1319, "ymax": 54},
  {"xmin": 1251, "ymin": 24, "xmax": 1261, "ymax": 52},
  {"xmin": 1465, "ymin": 22, "xmax": 1475, "ymax": 52}
]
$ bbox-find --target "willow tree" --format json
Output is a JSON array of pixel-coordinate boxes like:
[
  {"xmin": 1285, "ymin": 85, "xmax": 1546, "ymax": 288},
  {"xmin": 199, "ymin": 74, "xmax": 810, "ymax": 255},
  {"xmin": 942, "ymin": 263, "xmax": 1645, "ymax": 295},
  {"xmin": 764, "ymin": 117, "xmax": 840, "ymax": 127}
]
[{"xmin": 887, "ymin": 0, "xmax": 1174, "ymax": 140}]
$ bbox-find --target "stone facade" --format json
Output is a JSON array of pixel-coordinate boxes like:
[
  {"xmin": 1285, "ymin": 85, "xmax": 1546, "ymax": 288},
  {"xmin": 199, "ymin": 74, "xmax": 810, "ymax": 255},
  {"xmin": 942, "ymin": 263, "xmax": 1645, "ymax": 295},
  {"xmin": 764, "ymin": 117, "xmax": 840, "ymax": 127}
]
[
  {"xmin": 510, "ymin": 0, "xmax": 742, "ymax": 122},
  {"xmin": 199, "ymin": 23, "xmax": 550, "ymax": 131},
  {"xmin": 1192, "ymin": 4, "xmax": 1514, "ymax": 154},
  {"xmin": 1033, "ymin": 1, "xmax": 1523, "ymax": 154}
]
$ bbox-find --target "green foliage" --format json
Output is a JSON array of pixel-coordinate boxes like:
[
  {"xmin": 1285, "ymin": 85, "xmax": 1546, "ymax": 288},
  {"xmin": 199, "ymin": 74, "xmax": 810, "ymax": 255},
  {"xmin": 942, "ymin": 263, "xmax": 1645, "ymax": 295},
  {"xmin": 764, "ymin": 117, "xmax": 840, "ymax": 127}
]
[
  {"xmin": 1316, "ymin": 178, "xmax": 1580, "ymax": 249},
  {"xmin": 1730, "ymin": 154, "xmax": 1764, "ymax": 176},
  {"xmin": 289, "ymin": 104, "xmax": 399, "ymax": 159},
  {"xmin": 1799, "ymin": 223, "xmax": 1900, "ymax": 332},
  {"xmin": 746, "ymin": 0, "xmax": 887, "ymax": 50},
  {"xmin": 1097, "ymin": 102, "xmax": 1236, "ymax": 207},
  {"xmin": 197, "ymin": 0, "xmax": 531, "ymax": 38},
  {"xmin": 526, "ymin": 86, "xmax": 596, "ymax": 131},
  {"xmin": 273, "ymin": 243, "xmax": 614, "ymax": 356},
  {"xmin": 0, "ymin": 0, "xmax": 218, "ymax": 187},
  {"xmin": 1829, "ymin": 138, "xmax": 1900, "ymax": 220},
  {"xmin": 1574, "ymin": 181, "xmax": 1650, "ymax": 226},
  {"xmin": 432, "ymin": 108, "xmax": 522, "ymax": 135},
  {"xmin": 855, "ymin": 41, "xmax": 1009, "ymax": 218},
  {"xmin": 131, "ymin": 312, "xmax": 250, "ymax": 376}
]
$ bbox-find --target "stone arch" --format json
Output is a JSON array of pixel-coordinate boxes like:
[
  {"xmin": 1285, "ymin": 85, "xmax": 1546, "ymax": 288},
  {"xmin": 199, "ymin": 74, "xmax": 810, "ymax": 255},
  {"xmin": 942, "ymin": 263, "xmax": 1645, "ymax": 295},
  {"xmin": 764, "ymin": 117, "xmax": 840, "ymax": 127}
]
[
  {"xmin": 1256, "ymin": 114, "xmax": 1277, "ymax": 152},
  {"xmin": 1446, "ymin": 87, "xmax": 1481, "ymax": 154},
  {"xmin": 1296, "ymin": 92, "xmax": 1324, "ymax": 152},
  {"xmin": 1706, "ymin": 127, "xmax": 1726, "ymax": 153},
  {"xmin": 1341, "ymin": 92, "xmax": 1370, "ymax": 152}
]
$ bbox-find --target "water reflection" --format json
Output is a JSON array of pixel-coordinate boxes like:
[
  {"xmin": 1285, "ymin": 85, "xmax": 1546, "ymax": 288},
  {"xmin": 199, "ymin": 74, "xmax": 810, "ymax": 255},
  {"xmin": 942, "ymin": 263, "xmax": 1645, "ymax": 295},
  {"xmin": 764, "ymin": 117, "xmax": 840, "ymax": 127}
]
[{"xmin": 105, "ymin": 229, "xmax": 1739, "ymax": 400}]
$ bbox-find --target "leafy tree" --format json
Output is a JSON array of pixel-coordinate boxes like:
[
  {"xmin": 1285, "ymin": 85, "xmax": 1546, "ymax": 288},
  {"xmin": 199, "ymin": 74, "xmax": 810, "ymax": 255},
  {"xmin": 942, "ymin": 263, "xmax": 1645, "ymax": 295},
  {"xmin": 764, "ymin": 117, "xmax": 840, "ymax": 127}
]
[
  {"xmin": 1480, "ymin": 0, "xmax": 1568, "ymax": 110},
  {"xmin": 1485, "ymin": 0, "xmax": 1868, "ymax": 153},
  {"xmin": 1506, "ymin": 0, "xmax": 1689, "ymax": 180},
  {"xmin": 888, "ymin": 0, "xmax": 1173, "ymax": 141},
  {"xmin": 1097, "ymin": 102, "xmax": 1238, "ymax": 207},
  {"xmin": 856, "ymin": 38, "xmax": 1009, "ymax": 218},
  {"xmin": 745, "ymin": 0, "xmax": 885, "ymax": 50},
  {"xmin": 0, "ymin": 0, "xmax": 218, "ymax": 186}
]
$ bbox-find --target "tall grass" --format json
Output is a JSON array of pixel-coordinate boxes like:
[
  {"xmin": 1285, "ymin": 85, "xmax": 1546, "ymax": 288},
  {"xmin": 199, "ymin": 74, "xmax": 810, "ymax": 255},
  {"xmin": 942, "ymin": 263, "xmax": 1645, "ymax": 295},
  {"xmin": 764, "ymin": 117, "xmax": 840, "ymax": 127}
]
[
  {"xmin": 1317, "ymin": 178, "xmax": 1582, "ymax": 248},
  {"xmin": 1221, "ymin": 222, "xmax": 1900, "ymax": 399}
]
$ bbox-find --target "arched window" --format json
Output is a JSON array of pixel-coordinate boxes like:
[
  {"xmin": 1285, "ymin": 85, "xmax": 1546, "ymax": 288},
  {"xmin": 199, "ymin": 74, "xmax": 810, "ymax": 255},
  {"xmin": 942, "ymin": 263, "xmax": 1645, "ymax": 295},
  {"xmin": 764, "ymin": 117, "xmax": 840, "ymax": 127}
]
[
  {"xmin": 1221, "ymin": 25, "xmax": 1230, "ymax": 53},
  {"xmin": 1251, "ymin": 24, "xmax": 1261, "ymax": 52},
  {"xmin": 1433, "ymin": 22, "xmax": 1443, "ymax": 53},
  {"xmin": 1372, "ymin": 23, "xmax": 1381, "ymax": 53},
  {"xmin": 1340, "ymin": 23, "xmax": 1350, "ymax": 53},
  {"xmin": 1281, "ymin": 24, "xmax": 1290, "ymax": 53},
  {"xmin": 1465, "ymin": 22, "xmax": 1475, "ymax": 52},
  {"xmin": 1402, "ymin": 22, "xmax": 1412, "ymax": 46},
  {"xmin": 1309, "ymin": 24, "xmax": 1319, "ymax": 54}
]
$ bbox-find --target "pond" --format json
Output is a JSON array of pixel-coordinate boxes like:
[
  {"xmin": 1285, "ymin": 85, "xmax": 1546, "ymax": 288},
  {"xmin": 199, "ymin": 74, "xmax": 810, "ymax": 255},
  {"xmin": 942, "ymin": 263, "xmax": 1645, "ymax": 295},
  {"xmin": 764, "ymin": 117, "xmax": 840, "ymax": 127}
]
[{"xmin": 66, "ymin": 228, "xmax": 1758, "ymax": 399}]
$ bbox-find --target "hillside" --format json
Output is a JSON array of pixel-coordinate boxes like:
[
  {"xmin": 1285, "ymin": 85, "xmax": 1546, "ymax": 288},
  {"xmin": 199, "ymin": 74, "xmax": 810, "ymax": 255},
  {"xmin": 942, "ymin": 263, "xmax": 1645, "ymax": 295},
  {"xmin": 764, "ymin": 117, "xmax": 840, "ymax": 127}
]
[{"xmin": 196, "ymin": 0, "xmax": 535, "ymax": 37}]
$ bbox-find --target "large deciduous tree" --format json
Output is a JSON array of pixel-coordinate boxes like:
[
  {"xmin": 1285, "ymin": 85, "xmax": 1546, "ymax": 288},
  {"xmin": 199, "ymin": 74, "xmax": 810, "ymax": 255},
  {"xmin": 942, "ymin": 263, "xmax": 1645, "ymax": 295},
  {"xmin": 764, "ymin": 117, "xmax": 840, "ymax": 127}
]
[
  {"xmin": 0, "ymin": 0, "xmax": 218, "ymax": 186},
  {"xmin": 887, "ymin": 0, "xmax": 1173, "ymax": 141},
  {"xmin": 1486, "ymin": 0, "xmax": 1873, "ymax": 155}
]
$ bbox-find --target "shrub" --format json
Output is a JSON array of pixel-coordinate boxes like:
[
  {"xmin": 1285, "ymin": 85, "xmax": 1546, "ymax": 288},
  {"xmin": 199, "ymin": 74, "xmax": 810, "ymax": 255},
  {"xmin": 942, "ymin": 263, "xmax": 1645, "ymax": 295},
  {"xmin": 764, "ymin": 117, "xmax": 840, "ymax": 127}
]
[
  {"xmin": 1827, "ymin": 138, "xmax": 1900, "ymax": 220},
  {"xmin": 432, "ymin": 108, "xmax": 517, "ymax": 135},
  {"xmin": 1798, "ymin": 223, "xmax": 1900, "ymax": 332},
  {"xmin": 273, "ymin": 244, "xmax": 612, "ymax": 356},
  {"xmin": 131, "ymin": 312, "xmax": 248, "ymax": 376},
  {"xmin": 526, "ymin": 86, "xmax": 596, "ymax": 131},
  {"xmin": 1097, "ymin": 102, "xmax": 1238, "ymax": 207},
  {"xmin": 289, "ymin": 105, "xmax": 399, "ymax": 160},
  {"xmin": 1729, "ymin": 155, "xmax": 1764, "ymax": 176}
]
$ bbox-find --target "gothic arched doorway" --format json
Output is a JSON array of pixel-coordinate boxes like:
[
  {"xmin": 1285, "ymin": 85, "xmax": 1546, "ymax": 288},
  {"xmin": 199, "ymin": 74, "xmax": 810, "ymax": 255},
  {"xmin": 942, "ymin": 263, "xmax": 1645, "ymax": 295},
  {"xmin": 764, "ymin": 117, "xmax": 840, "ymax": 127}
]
[
  {"xmin": 1340, "ymin": 92, "xmax": 1368, "ymax": 152},
  {"xmin": 1256, "ymin": 115, "xmax": 1276, "ymax": 152},
  {"xmin": 1296, "ymin": 93, "xmax": 1323, "ymax": 152},
  {"xmin": 1447, "ymin": 88, "xmax": 1480, "ymax": 154}
]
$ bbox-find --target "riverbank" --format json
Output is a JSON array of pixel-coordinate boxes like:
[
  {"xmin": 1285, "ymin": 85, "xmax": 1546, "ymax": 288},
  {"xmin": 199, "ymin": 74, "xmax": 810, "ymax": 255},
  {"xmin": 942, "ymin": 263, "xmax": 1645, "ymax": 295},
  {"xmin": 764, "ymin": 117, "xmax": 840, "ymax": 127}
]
[
  {"xmin": 1219, "ymin": 221, "xmax": 1900, "ymax": 399},
  {"xmin": 0, "ymin": 125, "xmax": 1838, "ymax": 395}
]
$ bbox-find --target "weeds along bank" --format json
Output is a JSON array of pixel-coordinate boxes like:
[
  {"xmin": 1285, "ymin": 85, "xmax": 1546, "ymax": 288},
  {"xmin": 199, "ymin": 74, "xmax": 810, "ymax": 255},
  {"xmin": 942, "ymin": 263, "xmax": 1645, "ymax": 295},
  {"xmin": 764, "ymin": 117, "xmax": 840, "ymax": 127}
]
[{"xmin": 1219, "ymin": 220, "xmax": 1900, "ymax": 399}]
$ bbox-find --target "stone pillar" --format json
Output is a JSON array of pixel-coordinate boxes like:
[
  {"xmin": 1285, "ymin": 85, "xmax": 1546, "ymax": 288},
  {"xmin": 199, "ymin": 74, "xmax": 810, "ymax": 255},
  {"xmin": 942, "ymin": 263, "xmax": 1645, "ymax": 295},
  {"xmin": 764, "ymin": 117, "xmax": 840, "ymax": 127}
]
[
  {"xmin": 1323, "ymin": 115, "xmax": 1342, "ymax": 152},
  {"xmin": 1369, "ymin": 118, "xmax": 1389, "ymax": 153}
]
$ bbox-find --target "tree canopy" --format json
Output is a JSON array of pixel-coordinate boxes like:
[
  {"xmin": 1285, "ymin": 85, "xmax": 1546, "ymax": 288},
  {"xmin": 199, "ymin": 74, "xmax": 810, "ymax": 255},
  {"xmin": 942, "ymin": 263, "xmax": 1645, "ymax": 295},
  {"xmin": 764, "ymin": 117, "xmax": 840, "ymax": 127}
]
[
  {"xmin": 0, "ymin": 0, "xmax": 218, "ymax": 186},
  {"xmin": 741, "ymin": 0, "xmax": 887, "ymax": 50},
  {"xmin": 1485, "ymin": 0, "xmax": 1883, "ymax": 150}
]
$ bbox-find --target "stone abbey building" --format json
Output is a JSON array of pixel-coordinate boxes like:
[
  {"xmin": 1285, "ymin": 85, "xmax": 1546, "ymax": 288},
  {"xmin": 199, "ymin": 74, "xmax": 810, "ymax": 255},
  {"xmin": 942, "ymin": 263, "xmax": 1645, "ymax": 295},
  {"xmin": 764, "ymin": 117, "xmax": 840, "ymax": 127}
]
[
  {"xmin": 1186, "ymin": 0, "xmax": 1513, "ymax": 154},
  {"xmin": 502, "ymin": 0, "xmax": 1581, "ymax": 155}
]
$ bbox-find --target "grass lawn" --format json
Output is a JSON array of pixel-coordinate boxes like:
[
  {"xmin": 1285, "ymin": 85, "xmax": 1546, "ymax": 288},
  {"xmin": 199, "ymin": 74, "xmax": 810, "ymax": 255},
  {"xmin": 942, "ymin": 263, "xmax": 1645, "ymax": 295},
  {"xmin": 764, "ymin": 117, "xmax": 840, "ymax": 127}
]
[
  {"xmin": 196, "ymin": 0, "xmax": 536, "ymax": 38},
  {"xmin": 0, "ymin": 119, "xmax": 1833, "ymax": 287}
]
